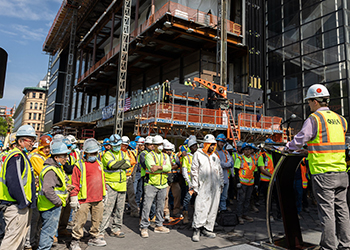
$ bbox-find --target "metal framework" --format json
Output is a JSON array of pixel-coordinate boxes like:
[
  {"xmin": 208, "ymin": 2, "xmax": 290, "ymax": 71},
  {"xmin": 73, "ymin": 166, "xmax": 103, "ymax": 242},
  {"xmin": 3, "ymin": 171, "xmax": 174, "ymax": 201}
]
[
  {"xmin": 216, "ymin": 0, "xmax": 227, "ymax": 86},
  {"xmin": 62, "ymin": 8, "xmax": 78, "ymax": 120},
  {"xmin": 114, "ymin": 0, "xmax": 131, "ymax": 134}
]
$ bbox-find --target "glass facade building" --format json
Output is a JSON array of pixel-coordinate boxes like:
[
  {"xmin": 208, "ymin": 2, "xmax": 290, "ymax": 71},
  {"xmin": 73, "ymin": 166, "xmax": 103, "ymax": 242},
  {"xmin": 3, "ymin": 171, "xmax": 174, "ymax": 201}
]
[{"xmin": 266, "ymin": 0, "xmax": 350, "ymax": 130}]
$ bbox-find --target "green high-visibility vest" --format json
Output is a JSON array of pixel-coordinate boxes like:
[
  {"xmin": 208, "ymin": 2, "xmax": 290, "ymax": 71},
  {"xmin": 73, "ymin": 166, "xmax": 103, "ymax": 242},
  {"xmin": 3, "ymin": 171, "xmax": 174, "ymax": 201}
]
[
  {"xmin": 75, "ymin": 159, "xmax": 106, "ymax": 200},
  {"xmin": 307, "ymin": 110, "xmax": 347, "ymax": 175},
  {"xmin": 37, "ymin": 165, "xmax": 68, "ymax": 211},
  {"xmin": 0, "ymin": 148, "xmax": 33, "ymax": 203},
  {"xmin": 138, "ymin": 150, "xmax": 149, "ymax": 177}
]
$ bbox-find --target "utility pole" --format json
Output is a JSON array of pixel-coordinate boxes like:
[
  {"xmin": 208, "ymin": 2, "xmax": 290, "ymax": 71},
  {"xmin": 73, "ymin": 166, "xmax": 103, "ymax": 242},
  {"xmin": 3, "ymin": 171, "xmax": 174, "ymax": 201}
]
[{"xmin": 114, "ymin": 0, "xmax": 131, "ymax": 135}]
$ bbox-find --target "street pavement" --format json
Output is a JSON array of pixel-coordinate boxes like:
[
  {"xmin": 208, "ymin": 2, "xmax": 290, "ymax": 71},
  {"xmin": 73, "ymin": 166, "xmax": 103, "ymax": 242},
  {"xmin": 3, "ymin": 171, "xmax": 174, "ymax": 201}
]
[{"xmin": 53, "ymin": 198, "xmax": 322, "ymax": 250}]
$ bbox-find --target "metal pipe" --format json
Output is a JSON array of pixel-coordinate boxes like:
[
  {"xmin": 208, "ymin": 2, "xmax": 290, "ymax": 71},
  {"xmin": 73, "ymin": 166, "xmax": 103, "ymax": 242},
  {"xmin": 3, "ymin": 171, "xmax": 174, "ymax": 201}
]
[{"xmin": 110, "ymin": 13, "xmax": 115, "ymax": 52}]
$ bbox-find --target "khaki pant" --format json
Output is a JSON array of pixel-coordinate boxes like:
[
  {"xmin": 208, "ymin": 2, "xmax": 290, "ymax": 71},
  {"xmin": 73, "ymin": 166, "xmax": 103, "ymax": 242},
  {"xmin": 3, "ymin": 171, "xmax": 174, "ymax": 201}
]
[
  {"xmin": 0, "ymin": 205, "xmax": 30, "ymax": 250},
  {"xmin": 127, "ymin": 176, "xmax": 138, "ymax": 214},
  {"xmin": 164, "ymin": 182, "xmax": 181, "ymax": 215},
  {"xmin": 72, "ymin": 201, "xmax": 103, "ymax": 240}
]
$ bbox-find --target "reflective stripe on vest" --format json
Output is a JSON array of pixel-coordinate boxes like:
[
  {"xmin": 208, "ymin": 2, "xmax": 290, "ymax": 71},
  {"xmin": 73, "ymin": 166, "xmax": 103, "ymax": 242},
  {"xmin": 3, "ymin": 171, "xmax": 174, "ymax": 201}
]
[
  {"xmin": 307, "ymin": 110, "xmax": 347, "ymax": 175},
  {"xmin": 145, "ymin": 151, "xmax": 168, "ymax": 186},
  {"xmin": 238, "ymin": 156, "xmax": 256, "ymax": 186},
  {"xmin": 37, "ymin": 165, "xmax": 68, "ymax": 211},
  {"xmin": 300, "ymin": 158, "xmax": 308, "ymax": 189},
  {"xmin": 0, "ymin": 148, "xmax": 33, "ymax": 203},
  {"xmin": 29, "ymin": 152, "xmax": 46, "ymax": 162},
  {"xmin": 260, "ymin": 153, "xmax": 274, "ymax": 182}
]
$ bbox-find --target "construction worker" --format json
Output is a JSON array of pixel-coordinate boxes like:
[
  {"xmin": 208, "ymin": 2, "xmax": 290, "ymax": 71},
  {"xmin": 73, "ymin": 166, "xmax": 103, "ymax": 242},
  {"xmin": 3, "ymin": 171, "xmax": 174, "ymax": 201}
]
[
  {"xmin": 184, "ymin": 78, "xmax": 193, "ymax": 86},
  {"xmin": 99, "ymin": 134, "xmax": 131, "ymax": 238},
  {"xmin": 215, "ymin": 134, "xmax": 233, "ymax": 212},
  {"xmin": 134, "ymin": 137, "xmax": 145, "ymax": 207},
  {"xmin": 138, "ymin": 136, "xmax": 156, "ymax": 218},
  {"xmin": 66, "ymin": 135, "xmax": 81, "ymax": 160},
  {"xmin": 24, "ymin": 135, "xmax": 52, "ymax": 250},
  {"xmin": 99, "ymin": 138, "xmax": 111, "ymax": 161},
  {"xmin": 70, "ymin": 138, "xmax": 107, "ymax": 249},
  {"xmin": 191, "ymin": 134, "xmax": 223, "ymax": 242},
  {"xmin": 121, "ymin": 136, "xmax": 138, "ymax": 217},
  {"xmin": 140, "ymin": 135, "xmax": 171, "ymax": 238},
  {"xmin": 234, "ymin": 142, "xmax": 258, "ymax": 224},
  {"xmin": 0, "ymin": 125, "xmax": 36, "ymax": 249},
  {"xmin": 284, "ymin": 83, "xmax": 350, "ymax": 250},
  {"xmin": 37, "ymin": 141, "xmax": 73, "ymax": 250},
  {"xmin": 163, "ymin": 141, "xmax": 182, "ymax": 220},
  {"xmin": 181, "ymin": 137, "xmax": 198, "ymax": 224}
]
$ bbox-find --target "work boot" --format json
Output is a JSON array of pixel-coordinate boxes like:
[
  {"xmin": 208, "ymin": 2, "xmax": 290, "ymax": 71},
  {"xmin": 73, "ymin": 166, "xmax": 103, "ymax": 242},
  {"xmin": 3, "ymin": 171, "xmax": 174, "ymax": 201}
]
[
  {"xmin": 242, "ymin": 215, "xmax": 254, "ymax": 222},
  {"xmin": 183, "ymin": 211, "xmax": 189, "ymax": 224},
  {"xmin": 111, "ymin": 230, "xmax": 125, "ymax": 238},
  {"xmin": 70, "ymin": 240, "xmax": 81, "ymax": 250},
  {"xmin": 251, "ymin": 204, "xmax": 259, "ymax": 213},
  {"xmin": 201, "ymin": 228, "xmax": 216, "ymax": 238},
  {"xmin": 88, "ymin": 237, "xmax": 107, "ymax": 247},
  {"xmin": 238, "ymin": 216, "xmax": 244, "ymax": 225},
  {"xmin": 154, "ymin": 226, "xmax": 170, "ymax": 234},
  {"xmin": 192, "ymin": 228, "xmax": 200, "ymax": 242},
  {"xmin": 140, "ymin": 228, "xmax": 149, "ymax": 238}
]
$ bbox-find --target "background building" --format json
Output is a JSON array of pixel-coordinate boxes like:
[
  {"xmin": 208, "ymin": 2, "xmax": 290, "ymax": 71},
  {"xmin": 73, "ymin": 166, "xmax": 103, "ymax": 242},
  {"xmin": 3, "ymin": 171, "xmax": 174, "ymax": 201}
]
[{"xmin": 265, "ymin": 0, "xmax": 349, "ymax": 131}]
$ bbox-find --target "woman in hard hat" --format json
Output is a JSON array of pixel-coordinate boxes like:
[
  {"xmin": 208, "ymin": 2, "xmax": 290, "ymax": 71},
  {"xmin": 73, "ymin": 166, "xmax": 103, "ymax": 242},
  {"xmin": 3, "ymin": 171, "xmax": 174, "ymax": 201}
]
[{"xmin": 191, "ymin": 134, "xmax": 224, "ymax": 242}]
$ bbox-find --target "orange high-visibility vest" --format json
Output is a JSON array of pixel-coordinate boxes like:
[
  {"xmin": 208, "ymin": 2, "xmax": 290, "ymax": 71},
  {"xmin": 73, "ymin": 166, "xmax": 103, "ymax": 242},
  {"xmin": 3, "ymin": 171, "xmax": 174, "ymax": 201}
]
[
  {"xmin": 260, "ymin": 153, "xmax": 274, "ymax": 182},
  {"xmin": 300, "ymin": 157, "xmax": 308, "ymax": 189},
  {"xmin": 238, "ymin": 156, "xmax": 256, "ymax": 186}
]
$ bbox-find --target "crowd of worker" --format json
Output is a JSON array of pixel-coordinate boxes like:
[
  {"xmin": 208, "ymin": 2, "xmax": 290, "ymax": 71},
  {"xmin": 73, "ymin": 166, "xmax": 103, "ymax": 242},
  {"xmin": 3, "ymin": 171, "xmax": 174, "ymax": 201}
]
[{"xmin": 0, "ymin": 83, "xmax": 349, "ymax": 250}]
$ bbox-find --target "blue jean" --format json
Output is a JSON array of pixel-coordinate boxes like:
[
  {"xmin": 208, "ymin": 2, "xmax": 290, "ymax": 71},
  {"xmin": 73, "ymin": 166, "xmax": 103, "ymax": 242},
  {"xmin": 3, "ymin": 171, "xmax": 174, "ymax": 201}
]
[
  {"xmin": 38, "ymin": 206, "xmax": 62, "ymax": 250},
  {"xmin": 182, "ymin": 186, "xmax": 192, "ymax": 212},
  {"xmin": 293, "ymin": 179, "xmax": 303, "ymax": 214},
  {"xmin": 134, "ymin": 171, "xmax": 142, "ymax": 207},
  {"xmin": 219, "ymin": 182, "xmax": 229, "ymax": 211}
]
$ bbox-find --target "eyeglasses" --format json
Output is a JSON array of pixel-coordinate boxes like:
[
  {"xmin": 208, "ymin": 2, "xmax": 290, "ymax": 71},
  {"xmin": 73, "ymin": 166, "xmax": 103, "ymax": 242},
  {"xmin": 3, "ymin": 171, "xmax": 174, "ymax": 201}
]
[
  {"xmin": 57, "ymin": 155, "xmax": 69, "ymax": 159},
  {"xmin": 22, "ymin": 138, "xmax": 35, "ymax": 144}
]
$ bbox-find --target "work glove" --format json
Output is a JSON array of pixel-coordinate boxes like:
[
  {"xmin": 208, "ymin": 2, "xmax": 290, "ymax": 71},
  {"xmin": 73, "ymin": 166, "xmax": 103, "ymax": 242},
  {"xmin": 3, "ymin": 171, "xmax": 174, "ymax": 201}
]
[
  {"xmin": 254, "ymin": 185, "xmax": 259, "ymax": 191},
  {"xmin": 70, "ymin": 196, "xmax": 80, "ymax": 212},
  {"xmin": 103, "ymin": 190, "xmax": 108, "ymax": 204},
  {"xmin": 236, "ymin": 183, "xmax": 242, "ymax": 189}
]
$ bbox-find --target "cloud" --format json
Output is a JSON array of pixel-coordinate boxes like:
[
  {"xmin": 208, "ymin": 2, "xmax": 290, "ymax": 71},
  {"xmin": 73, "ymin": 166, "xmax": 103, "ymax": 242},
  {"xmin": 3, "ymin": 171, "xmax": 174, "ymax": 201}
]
[
  {"xmin": 12, "ymin": 24, "xmax": 45, "ymax": 41},
  {"xmin": 0, "ymin": 29, "xmax": 17, "ymax": 36},
  {"xmin": 0, "ymin": 0, "xmax": 58, "ymax": 21}
]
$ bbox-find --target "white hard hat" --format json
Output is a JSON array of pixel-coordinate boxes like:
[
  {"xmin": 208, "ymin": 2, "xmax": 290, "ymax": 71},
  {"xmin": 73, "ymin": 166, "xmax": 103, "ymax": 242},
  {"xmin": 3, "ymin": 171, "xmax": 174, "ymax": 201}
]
[
  {"xmin": 203, "ymin": 134, "xmax": 216, "ymax": 144},
  {"xmin": 163, "ymin": 139, "xmax": 169, "ymax": 144},
  {"xmin": 163, "ymin": 141, "xmax": 173, "ymax": 150},
  {"xmin": 145, "ymin": 136, "xmax": 153, "ymax": 144},
  {"xmin": 137, "ymin": 137, "xmax": 145, "ymax": 144},
  {"xmin": 188, "ymin": 138, "xmax": 197, "ymax": 148},
  {"xmin": 225, "ymin": 144, "xmax": 234, "ymax": 150},
  {"xmin": 121, "ymin": 136, "xmax": 130, "ymax": 145},
  {"xmin": 158, "ymin": 145, "xmax": 164, "ymax": 151},
  {"xmin": 304, "ymin": 84, "xmax": 330, "ymax": 101},
  {"xmin": 83, "ymin": 138, "xmax": 101, "ymax": 153},
  {"xmin": 50, "ymin": 141, "xmax": 70, "ymax": 155},
  {"xmin": 53, "ymin": 134, "xmax": 65, "ymax": 142},
  {"xmin": 33, "ymin": 142, "xmax": 39, "ymax": 148},
  {"xmin": 16, "ymin": 125, "xmax": 36, "ymax": 138},
  {"xmin": 152, "ymin": 135, "xmax": 163, "ymax": 145},
  {"xmin": 9, "ymin": 133, "xmax": 16, "ymax": 145},
  {"xmin": 67, "ymin": 135, "xmax": 78, "ymax": 144}
]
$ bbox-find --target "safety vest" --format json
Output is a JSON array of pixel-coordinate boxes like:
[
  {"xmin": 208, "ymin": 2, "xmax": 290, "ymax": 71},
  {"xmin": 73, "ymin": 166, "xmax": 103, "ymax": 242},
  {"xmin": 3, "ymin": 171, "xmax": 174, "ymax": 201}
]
[
  {"xmin": 125, "ymin": 149, "xmax": 137, "ymax": 177},
  {"xmin": 307, "ymin": 110, "xmax": 347, "ymax": 175},
  {"xmin": 215, "ymin": 150, "xmax": 232, "ymax": 178},
  {"xmin": 103, "ymin": 150, "xmax": 130, "ymax": 192},
  {"xmin": 182, "ymin": 154, "xmax": 192, "ymax": 185},
  {"xmin": 28, "ymin": 152, "xmax": 46, "ymax": 161},
  {"xmin": 184, "ymin": 81, "xmax": 193, "ymax": 86},
  {"xmin": 300, "ymin": 157, "xmax": 308, "ymax": 189},
  {"xmin": 168, "ymin": 152, "xmax": 179, "ymax": 174},
  {"xmin": 260, "ymin": 153, "xmax": 274, "ymax": 182},
  {"xmin": 238, "ymin": 156, "xmax": 256, "ymax": 186},
  {"xmin": 0, "ymin": 148, "xmax": 33, "ymax": 203},
  {"xmin": 75, "ymin": 160, "xmax": 106, "ymax": 200},
  {"xmin": 145, "ymin": 151, "xmax": 168, "ymax": 186},
  {"xmin": 138, "ymin": 150, "xmax": 149, "ymax": 177},
  {"xmin": 37, "ymin": 165, "xmax": 68, "ymax": 211}
]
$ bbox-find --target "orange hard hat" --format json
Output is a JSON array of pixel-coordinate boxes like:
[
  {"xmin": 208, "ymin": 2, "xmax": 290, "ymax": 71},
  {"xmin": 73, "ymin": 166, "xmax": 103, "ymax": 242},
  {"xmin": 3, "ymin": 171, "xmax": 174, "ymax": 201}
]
[{"xmin": 39, "ymin": 135, "xmax": 52, "ymax": 147}]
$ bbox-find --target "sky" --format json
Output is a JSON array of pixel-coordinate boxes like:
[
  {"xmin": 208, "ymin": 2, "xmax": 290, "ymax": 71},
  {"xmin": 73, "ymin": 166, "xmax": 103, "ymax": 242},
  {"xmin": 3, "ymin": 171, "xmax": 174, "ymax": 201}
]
[{"xmin": 0, "ymin": 0, "xmax": 62, "ymax": 108}]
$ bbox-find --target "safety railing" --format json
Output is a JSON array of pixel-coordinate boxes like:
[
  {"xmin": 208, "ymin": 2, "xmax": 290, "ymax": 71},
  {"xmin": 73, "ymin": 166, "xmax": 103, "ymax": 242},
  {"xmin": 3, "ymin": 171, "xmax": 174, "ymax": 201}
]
[{"xmin": 238, "ymin": 113, "xmax": 282, "ymax": 133}]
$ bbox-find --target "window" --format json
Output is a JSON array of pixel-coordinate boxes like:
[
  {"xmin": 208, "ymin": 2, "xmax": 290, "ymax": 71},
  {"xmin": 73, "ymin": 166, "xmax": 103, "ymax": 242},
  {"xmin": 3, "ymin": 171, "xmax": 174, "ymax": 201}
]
[
  {"xmin": 28, "ymin": 113, "xmax": 32, "ymax": 120},
  {"xmin": 30, "ymin": 102, "xmax": 33, "ymax": 109},
  {"xmin": 34, "ymin": 103, "xmax": 38, "ymax": 109},
  {"xmin": 39, "ymin": 103, "xmax": 43, "ymax": 110},
  {"xmin": 38, "ymin": 114, "xmax": 41, "ymax": 120},
  {"xmin": 32, "ymin": 92, "xmax": 36, "ymax": 98},
  {"xmin": 39, "ymin": 93, "xmax": 43, "ymax": 99},
  {"xmin": 36, "ymin": 124, "xmax": 40, "ymax": 130},
  {"xmin": 33, "ymin": 113, "xmax": 37, "ymax": 120},
  {"xmin": 32, "ymin": 123, "xmax": 35, "ymax": 129}
]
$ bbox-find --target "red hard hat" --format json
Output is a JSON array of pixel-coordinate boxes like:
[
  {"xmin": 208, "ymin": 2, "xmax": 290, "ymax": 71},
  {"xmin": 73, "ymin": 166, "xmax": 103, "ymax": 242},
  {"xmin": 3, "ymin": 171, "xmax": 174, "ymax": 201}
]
[{"xmin": 39, "ymin": 135, "xmax": 52, "ymax": 147}]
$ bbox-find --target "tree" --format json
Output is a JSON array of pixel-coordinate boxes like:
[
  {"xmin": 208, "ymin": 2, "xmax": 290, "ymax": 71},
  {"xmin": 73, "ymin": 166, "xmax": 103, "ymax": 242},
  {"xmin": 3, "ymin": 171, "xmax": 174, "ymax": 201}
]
[{"xmin": 0, "ymin": 117, "xmax": 8, "ymax": 137}]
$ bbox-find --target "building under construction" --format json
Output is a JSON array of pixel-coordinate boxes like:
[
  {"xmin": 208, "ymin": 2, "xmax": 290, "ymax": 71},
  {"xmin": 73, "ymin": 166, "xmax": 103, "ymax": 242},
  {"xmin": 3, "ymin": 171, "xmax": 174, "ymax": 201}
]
[{"xmin": 43, "ymin": 0, "xmax": 283, "ymax": 143}]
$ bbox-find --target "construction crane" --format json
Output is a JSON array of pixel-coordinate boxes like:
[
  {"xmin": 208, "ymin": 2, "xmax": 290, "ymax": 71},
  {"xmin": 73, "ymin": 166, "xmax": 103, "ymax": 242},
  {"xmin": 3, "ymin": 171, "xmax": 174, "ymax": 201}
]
[{"xmin": 114, "ymin": 0, "xmax": 131, "ymax": 135}]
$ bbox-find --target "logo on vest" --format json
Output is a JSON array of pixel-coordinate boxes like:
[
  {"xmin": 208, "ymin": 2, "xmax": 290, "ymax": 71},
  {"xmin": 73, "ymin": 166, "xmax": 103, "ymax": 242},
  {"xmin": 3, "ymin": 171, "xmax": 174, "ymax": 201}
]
[{"xmin": 327, "ymin": 119, "xmax": 340, "ymax": 125}]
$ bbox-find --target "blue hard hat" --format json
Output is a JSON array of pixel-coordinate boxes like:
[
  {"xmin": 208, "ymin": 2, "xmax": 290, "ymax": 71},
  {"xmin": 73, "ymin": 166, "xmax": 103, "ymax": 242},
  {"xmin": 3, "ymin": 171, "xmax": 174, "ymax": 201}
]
[
  {"xmin": 236, "ymin": 141, "xmax": 244, "ymax": 147},
  {"xmin": 51, "ymin": 141, "xmax": 70, "ymax": 155},
  {"xmin": 180, "ymin": 145, "xmax": 187, "ymax": 152},
  {"xmin": 129, "ymin": 141, "xmax": 137, "ymax": 150},
  {"xmin": 216, "ymin": 133, "xmax": 226, "ymax": 143},
  {"xmin": 103, "ymin": 138, "xmax": 110, "ymax": 146},
  {"xmin": 250, "ymin": 143, "xmax": 258, "ymax": 150},
  {"xmin": 241, "ymin": 142, "xmax": 252, "ymax": 150},
  {"xmin": 135, "ymin": 136, "xmax": 141, "ymax": 142},
  {"xmin": 109, "ymin": 134, "xmax": 122, "ymax": 146},
  {"xmin": 62, "ymin": 138, "xmax": 72, "ymax": 147},
  {"xmin": 265, "ymin": 138, "xmax": 275, "ymax": 144},
  {"xmin": 184, "ymin": 138, "xmax": 189, "ymax": 145}
]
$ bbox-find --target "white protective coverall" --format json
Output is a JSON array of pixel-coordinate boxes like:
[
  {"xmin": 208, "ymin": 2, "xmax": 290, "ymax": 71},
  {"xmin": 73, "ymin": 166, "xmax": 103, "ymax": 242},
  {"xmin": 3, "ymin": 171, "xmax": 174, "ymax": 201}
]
[{"xmin": 191, "ymin": 148, "xmax": 224, "ymax": 231}]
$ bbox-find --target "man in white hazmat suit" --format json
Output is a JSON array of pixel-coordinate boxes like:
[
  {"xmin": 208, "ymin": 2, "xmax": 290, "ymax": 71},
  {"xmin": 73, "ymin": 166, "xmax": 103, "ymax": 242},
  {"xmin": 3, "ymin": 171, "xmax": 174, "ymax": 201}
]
[{"xmin": 191, "ymin": 134, "xmax": 224, "ymax": 242}]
